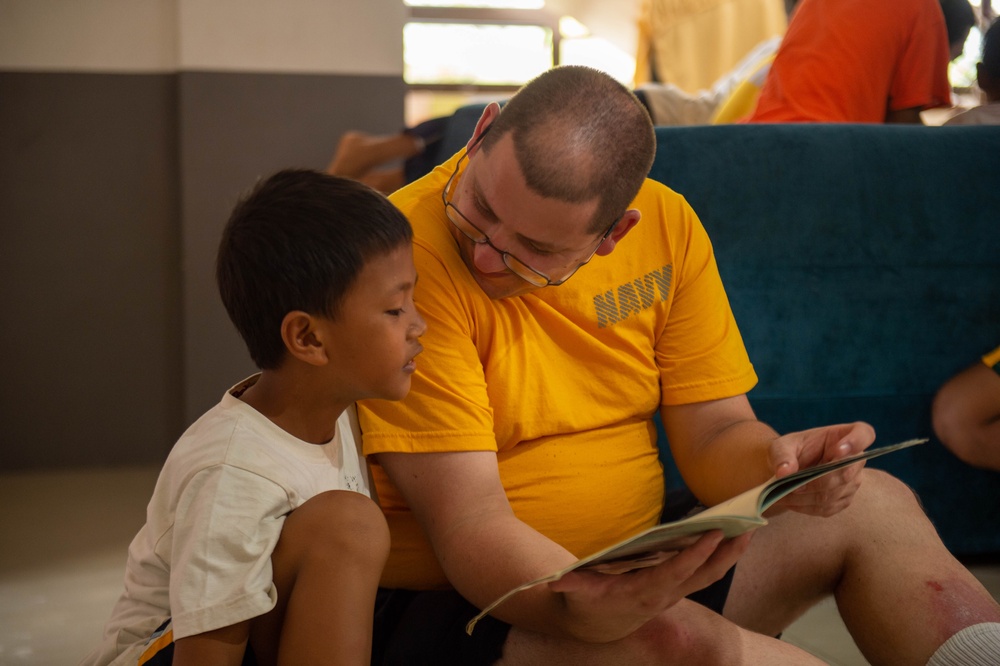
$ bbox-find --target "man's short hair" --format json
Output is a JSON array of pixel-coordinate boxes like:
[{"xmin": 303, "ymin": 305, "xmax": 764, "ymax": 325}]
[
  {"xmin": 217, "ymin": 170, "xmax": 413, "ymax": 370},
  {"xmin": 481, "ymin": 65, "xmax": 656, "ymax": 234}
]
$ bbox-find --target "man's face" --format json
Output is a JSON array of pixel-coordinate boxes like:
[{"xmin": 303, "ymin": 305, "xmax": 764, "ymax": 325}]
[{"xmin": 446, "ymin": 132, "xmax": 605, "ymax": 300}]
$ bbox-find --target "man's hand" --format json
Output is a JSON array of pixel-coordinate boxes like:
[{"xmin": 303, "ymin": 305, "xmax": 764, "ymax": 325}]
[
  {"xmin": 381, "ymin": 449, "xmax": 751, "ymax": 643},
  {"xmin": 547, "ymin": 530, "xmax": 752, "ymax": 642},
  {"xmin": 767, "ymin": 421, "xmax": 876, "ymax": 517}
]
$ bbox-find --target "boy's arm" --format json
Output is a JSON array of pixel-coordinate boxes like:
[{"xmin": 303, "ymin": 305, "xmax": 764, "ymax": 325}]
[{"xmin": 173, "ymin": 620, "xmax": 250, "ymax": 666}]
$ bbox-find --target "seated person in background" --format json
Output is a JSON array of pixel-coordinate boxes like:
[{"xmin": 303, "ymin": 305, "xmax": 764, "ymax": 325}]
[
  {"xmin": 633, "ymin": 37, "xmax": 781, "ymax": 125},
  {"xmin": 932, "ymin": 344, "xmax": 1000, "ymax": 471},
  {"xmin": 748, "ymin": 0, "xmax": 975, "ymax": 123},
  {"xmin": 327, "ymin": 116, "xmax": 449, "ymax": 195},
  {"xmin": 359, "ymin": 64, "xmax": 1000, "ymax": 666},
  {"xmin": 330, "ymin": 43, "xmax": 779, "ymax": 198},
  {"xmin": 945, "ymin": 18, "xmax": 1000, "ymax": 125},
  {"xmin": 635, "ymin": 0, "xmax": 802, "ymax": 125},
  {"xmin": 332, "ymin": 37, "xmax": 773, "ymax": 198},
  {"xmin": 633, "ymin": 0, "xmax": 789, "ymax": 93},
  {"xmin": 83, "ymin": 172, "xmax": 426, "ymax": 665}
]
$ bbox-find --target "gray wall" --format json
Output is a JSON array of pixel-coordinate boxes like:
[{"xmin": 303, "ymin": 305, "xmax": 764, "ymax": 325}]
[
  {"xmin": 178, "ymin": 72, "xmax": 407, "ymax": 422},
  {"xmin": 0, "ymin": 71, "xmax": 182, "ymax": 468},
  {"xmin": 1, "ymin": 0, "xmax": 407, "ymax": 470}
]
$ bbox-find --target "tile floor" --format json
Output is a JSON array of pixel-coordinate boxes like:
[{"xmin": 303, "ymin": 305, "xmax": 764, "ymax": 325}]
[{"xmin": 0, "ymin": 466, "xmax": 997, "ymax": 665}]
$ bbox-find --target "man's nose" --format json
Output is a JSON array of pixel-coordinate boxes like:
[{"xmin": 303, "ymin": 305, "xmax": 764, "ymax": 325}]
[{"xmin": 472, "ymin": 240, "xmax": 508, "ymax": 274}]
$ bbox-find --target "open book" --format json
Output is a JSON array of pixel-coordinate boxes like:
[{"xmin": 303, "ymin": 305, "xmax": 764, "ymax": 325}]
[{"xmin": 466, "ymin": 438, "xmax": 925, "ymax": 634}]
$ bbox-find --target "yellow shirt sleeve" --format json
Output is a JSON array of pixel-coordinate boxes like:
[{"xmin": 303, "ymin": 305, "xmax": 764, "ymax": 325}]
[{"xmin": 982, "ymin": 345, "xmax": 1000, "ymax": 370}]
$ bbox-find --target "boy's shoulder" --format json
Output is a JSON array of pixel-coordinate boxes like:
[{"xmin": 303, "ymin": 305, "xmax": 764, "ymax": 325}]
[
  {"xmin": 164, "ymin": 379, "xmax": 369, "ymax": 496},
  {"xmin": 165, "ymin": 375, "xmax": 284, "ymax": 469}
]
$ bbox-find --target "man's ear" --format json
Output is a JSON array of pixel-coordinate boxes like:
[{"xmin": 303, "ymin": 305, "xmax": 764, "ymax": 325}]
[
  {"xmin": 595, "ymin": 209, "xmax": 641, "ymax": 257},
  {"xmin": 467, "ymin": 102, "xmax": 501, "ymax": 156},
  {"xmin": 281, "ymin": 311, "xmax": 328, "ymax": 367}
]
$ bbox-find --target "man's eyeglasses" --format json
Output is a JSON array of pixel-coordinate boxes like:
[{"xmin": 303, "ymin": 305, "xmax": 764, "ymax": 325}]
[{"xmin": 441, "ymin": 147, "xmax": 618, "ymax": 288}]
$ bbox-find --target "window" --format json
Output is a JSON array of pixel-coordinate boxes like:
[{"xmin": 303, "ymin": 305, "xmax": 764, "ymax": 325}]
[
  {"xmin": 402, "ymin": 1, "xmax": 636, "ymax": 125},
  {"xmin": 950, "ymin": 1, "xmax": 996, "ymax": 105},
  {"xmin": 403, "ymin": 2, "xmax": 558, "ymax": 124}
]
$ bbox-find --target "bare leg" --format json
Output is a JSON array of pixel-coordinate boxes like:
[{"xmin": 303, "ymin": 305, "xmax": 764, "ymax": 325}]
[
  {"xmin": 250, "ymin": 490, "xmax": 390, "ymax": 666},
  {"xmin": 725, "ymin": 469, "xmax": 1000, "ymax": 665},
  {"xmin": 326, "ymin": 131, "xmax": 422, "ymax": 180},
  {"xmin": 497, "ymin": 597, "xmax": 825, "ymax": 665}
]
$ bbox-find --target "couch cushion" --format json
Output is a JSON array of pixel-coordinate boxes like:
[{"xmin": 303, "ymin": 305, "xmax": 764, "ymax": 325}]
[{"xmin": 651, "ymin": 124, "xmax": 1000, "ymax": 554}]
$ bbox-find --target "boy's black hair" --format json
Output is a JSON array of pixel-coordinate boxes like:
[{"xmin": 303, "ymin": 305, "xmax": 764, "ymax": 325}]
[
  {"xmin": 983, "ymin": 19, "xmax": 1000, "ymax": 77},
  {"xmin": 217, "ymin": 169, "xmax": 413, "ymax": 370}
]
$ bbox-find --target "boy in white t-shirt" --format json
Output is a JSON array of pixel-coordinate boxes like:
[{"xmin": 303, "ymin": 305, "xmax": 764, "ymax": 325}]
[{"xmin": 83, "ymin": 170, "xmax": 426, "ymax": 665}]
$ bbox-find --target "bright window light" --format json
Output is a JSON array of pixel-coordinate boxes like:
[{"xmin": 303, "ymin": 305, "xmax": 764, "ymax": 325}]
[
  {"xmin": 558, "ymin": 15, "xmax": 589, "ymax": 39},
  {"xmin": 404, "ymin": 22, "xmax": 553, "ymax": 85},
  {"xmin": 560, "ymin": 36, "xmax": 637, "ymax": 86},
  {"xmin": 406, "ymin": 0, "xmax": 544, "ymax": 7},
  {"xmin": 950, "ymin": 25, "xmax": 983, "ymax": 89}
]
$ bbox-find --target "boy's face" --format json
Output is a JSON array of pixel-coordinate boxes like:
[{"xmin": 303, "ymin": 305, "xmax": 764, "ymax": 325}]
[{"xmin": 320, "ymin": 244, "xmax": 425, "ymax": 401}]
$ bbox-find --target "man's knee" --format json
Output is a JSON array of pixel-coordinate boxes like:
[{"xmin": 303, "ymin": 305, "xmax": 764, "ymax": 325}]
[
  {"xmin": 626, "ymin": 603, "xmax": 743, "ymax": 665},
  {"xmin": 856, "ymin": 468, "xmax": 925, "ymax": 513}
]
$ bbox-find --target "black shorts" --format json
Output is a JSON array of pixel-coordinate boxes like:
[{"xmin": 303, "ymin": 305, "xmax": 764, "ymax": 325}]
[
  {"xmin": 136, "ymin": 619, "xmax": 258, "ymax": 665},
  {"xmin": 371, "ymin": 490, "xmax": 735, "ymax": 666}
]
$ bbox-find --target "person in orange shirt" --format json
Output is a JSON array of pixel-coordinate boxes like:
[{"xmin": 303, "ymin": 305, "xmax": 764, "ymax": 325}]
[{"xmin": 748, "ymin": 0, "xmax": 974, "ymax": 123}]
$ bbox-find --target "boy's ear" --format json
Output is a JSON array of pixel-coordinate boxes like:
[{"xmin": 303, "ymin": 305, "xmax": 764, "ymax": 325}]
[{"xmin": 281, "ymin": 311, "xmax": 328, "ymax": 367}]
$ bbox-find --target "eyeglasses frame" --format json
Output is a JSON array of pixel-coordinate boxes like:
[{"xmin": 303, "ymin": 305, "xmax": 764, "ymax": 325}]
[{"xmin": 441, "ymin": 135, "xmax": 619, "ymax": 288}]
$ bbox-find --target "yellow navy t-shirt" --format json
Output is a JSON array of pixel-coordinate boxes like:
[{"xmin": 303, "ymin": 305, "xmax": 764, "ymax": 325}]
[{"xmin": 359, "ymin": 151, "xmax": 757, "ymax": 590}]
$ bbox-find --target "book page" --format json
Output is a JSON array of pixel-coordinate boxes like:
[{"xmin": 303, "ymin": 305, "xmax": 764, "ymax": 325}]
[{"xmin": 465, "ymin": 437, "xmax": 925, "ymax": 634}]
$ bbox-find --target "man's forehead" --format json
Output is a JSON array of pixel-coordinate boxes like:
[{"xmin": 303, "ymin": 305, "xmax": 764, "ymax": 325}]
[{"xmin": 472, "ymin": 135, "xmax": 600, "ymax": 247}]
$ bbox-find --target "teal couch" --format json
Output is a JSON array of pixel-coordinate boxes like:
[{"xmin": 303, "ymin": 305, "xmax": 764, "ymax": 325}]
[{"xmin": 435, "ymin": 111, "xmax": 1000, "ymax": 556}]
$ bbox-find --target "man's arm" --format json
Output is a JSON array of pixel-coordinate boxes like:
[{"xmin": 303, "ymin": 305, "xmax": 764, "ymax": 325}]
[
  {"xmin": 662, "ymin": 394, "xmax": 875, "ymax": 515},
  {"xmin": 376, "ymin": 450, "xmax": 749, "ymax": 643},
  {"xmin": 886, "ymin": 107, "xmax": 924, "ymax": 123}
]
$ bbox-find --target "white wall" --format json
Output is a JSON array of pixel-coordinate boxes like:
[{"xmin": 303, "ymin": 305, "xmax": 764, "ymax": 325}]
[
  {"xmin": 0, "ymin": 0, "xmax": 179, "ymax": 71},
  {"xmin": 0, "ymin": 0, "xmax": 405, "ymax": 74},
  {"xmin": 0, "ymin": 0, "xmax": 408, "ymax": 468},
  {"xmin": 178, "ymin": 0, "xmax": 404, "ymax": 74}
]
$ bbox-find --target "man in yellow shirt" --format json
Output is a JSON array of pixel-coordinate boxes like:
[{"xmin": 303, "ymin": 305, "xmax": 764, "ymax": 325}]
[{"xmin": 359, "ymin": 65, "xmax": 1000, "ymax": 665}]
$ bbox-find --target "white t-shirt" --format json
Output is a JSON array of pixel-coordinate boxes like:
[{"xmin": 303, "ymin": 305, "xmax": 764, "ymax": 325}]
[
  {"xmin": 635, "ymin": 37, "xmax": 781, "ymax": 126},
  {"xmin": 943, "ymin": 102, "xmax": 1000, "ymax": 126},
  {"xmin": 81, "ymin": 375, "xmax": 370, "ymax": 665}
]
